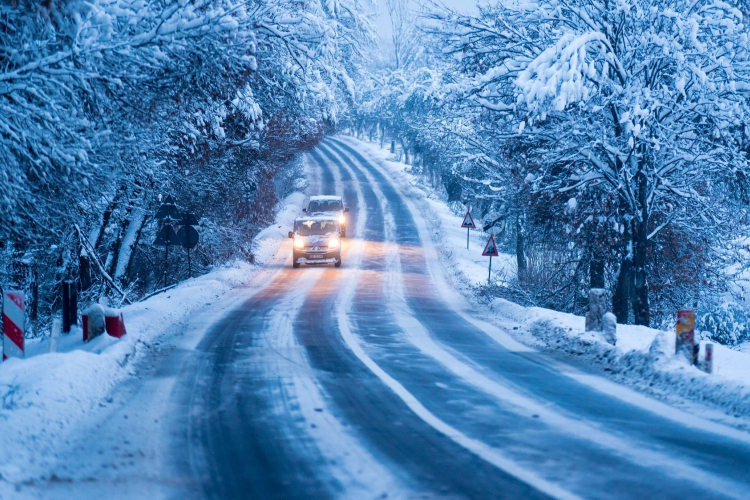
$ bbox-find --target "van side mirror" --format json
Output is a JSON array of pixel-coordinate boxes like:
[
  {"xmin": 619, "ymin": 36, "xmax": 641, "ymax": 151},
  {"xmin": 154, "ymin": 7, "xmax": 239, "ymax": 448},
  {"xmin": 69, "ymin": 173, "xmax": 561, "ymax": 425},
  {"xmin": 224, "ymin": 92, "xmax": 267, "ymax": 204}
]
[
  {"xmin": 344, "ymin": 208, "xmax": 349, "ymax": 213},
  {"xmin": 288, "ymin": 231, "xmax": 294, "ymax": 239}
]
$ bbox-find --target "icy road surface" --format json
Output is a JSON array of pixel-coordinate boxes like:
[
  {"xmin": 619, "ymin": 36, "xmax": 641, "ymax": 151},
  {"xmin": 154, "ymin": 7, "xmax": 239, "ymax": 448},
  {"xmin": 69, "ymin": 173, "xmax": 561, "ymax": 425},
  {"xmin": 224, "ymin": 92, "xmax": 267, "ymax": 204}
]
[{"xmin": 30, "ymin": 138, "xmax": 750, "ymax": 500}]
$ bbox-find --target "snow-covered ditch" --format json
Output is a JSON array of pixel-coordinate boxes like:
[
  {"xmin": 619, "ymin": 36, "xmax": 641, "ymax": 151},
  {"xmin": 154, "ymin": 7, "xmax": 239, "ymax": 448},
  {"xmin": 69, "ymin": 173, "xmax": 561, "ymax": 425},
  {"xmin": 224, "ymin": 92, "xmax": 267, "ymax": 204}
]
[
  {"xmin": 347, "ymin": 136, "xmax": 750, "ymax": 428},
  {"xmin": 0, "ymin": 190, "xmax": 306, "ymax": 488}
]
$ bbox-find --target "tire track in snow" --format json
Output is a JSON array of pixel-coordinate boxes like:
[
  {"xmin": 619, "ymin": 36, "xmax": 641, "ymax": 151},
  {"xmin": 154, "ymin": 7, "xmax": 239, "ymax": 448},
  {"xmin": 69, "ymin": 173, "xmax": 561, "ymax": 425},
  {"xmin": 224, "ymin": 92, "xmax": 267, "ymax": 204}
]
[
  {"xmin": 317, "ymin": 141, "xmax": 576, "ymax": 499},
  {"xmin": 326, "ymin": 136, "xmax": 750, "ymax": 499},
  {"xmin": 310, "ymin": 143, "xmax": 552, "ymax": 499}
]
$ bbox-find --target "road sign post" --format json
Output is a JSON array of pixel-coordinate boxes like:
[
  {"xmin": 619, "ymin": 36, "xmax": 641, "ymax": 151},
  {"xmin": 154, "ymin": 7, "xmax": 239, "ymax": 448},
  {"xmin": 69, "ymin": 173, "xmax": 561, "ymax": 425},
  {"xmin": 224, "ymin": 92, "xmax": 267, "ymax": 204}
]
[
  {"xmin": 461, "ymin": 211, "xmax": 476, "ymax": 250},
  {"xmin": 676, "ymin": 310, "xmax": 697, "ymax": 365},
  {"xmin": 61, "ymin": 280, "xmax": 77, "ymax": 333},
  {"xmin": 482, "ymin": 235, "xmax": 499, "ymax": 283},
  {"xmin": 154, "ymin": 196, "xmax": 183, "ymax": 286},
  {"xmin": 178, "ymin": 213, "xmax": 200, "ymax": 278},
  {"xmin": 154, "ymin": 223, "xmax": 181, "ymax": 287}
]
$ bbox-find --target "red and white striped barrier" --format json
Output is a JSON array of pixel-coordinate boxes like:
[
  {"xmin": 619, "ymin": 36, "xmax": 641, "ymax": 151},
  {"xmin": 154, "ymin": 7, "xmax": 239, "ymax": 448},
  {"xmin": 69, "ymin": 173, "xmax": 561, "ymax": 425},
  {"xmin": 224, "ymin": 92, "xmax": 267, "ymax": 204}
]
[
  {"xmin": 3, "ymin": 291, "xmax": 25, "ymax": 361},
  {"xmin": 105, "ymin": 309, "xmax": 127, "ymax": 339}
]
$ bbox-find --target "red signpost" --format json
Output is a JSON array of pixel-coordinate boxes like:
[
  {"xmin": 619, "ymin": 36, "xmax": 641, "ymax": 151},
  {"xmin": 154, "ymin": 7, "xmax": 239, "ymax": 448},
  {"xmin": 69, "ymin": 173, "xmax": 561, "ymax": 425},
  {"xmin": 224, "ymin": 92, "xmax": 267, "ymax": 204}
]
[
  {"xmin": 461, "ymin": 211, "xmax": 476, "ymax": 249},
  {"xmin": 482, "ymin": 235, "xmax": 499, "ymax": 283}
]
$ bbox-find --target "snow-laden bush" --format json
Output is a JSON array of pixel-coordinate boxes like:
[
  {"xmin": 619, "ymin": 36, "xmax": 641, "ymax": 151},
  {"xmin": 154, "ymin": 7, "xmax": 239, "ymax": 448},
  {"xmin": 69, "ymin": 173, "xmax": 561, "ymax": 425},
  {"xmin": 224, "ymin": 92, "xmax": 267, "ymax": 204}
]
[{"xmin": 699, "ymin": 303, "xmax": 750, "ymax": 347}]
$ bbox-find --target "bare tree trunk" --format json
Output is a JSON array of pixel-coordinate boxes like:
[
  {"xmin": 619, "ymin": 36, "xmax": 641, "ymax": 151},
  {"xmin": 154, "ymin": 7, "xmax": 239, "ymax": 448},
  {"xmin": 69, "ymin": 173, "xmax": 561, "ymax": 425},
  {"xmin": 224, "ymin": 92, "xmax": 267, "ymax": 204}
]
[
  {"xmin": 94, "ymin": 188, "xmax": 125, "ymax": 250},
  {"xmin": 590, "ymin": 252, "xmax": 605, "ymax": 289},
  {"xmin": 29, "ymin": 263, "xmax": 38, "ymax": 330},
  {"xmin": 107, "ymin": 216, "xmax": 129, "ymax": 278},
  {"xmin": 612, "ymin": 254, "xmax": 632, "ymax": 324},
  {"xmin": 613, "ymin": 216, "xmax": 633, "ymax": 324},
  {"xmin": 400, "ymin": 138, "xmax": 409, "ymax": 164},
  {"xmin": 633, "ymin": 227, "xmax": 650, "ymax": 325},
  {"xmin": 79, "ymin": 243, "xmax": 92, "ymax": 292},
  {"xmin": 631, "ymin": 158, "xmax": 651, "ymax": 326},
  {"xmin": 125, "ymin": 213, "xmax": 149, "ymax": 280},
  {"xmin": 516, "ymin": 215, "xmax": 526, "ymax": 273}
]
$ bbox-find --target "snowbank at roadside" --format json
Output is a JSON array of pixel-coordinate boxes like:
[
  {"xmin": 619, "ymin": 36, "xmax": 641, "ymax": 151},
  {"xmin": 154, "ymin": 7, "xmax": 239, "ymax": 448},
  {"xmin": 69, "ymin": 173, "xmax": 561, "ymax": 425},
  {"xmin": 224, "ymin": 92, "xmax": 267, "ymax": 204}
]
[
  {"xmin": 346, "ymin": 135, "xmax": 750, "ymax": 427},
  {"xmin": 0, "ymin": 189, "xmax": 305, "ymax": 487}
]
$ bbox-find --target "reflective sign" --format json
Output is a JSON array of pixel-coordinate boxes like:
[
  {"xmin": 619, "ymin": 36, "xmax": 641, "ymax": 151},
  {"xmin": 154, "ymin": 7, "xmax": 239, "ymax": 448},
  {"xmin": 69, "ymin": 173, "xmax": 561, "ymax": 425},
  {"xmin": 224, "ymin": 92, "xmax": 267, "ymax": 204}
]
[
  {"xmin": 180, "ymin": 212, "xmax": 200, "ymax": 226},
  {"xmin": 154, "ymin": 224, "xmax": 181, "ymax": 246},
  {"xmin": 461, "ymin": 211, "xmax": 476, "ymax": 229},
  {"xmin": 178, "ymin": 225, "xmax": 199, "ymax": 249},
  {"xmin": 482, "ymin": 235, "xmax": 499, "ymax": 257}
]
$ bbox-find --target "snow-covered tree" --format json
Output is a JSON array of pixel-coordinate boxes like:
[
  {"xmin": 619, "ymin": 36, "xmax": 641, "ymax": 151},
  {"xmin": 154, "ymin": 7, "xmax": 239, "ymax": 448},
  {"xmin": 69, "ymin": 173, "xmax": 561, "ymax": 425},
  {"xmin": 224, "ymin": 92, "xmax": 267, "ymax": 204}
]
[
  {"xmin": 0, "ymin": 0, "xmax": 373, "ymax": 332},
  {"xmin": 426, "ymin": 0, "xmax": 750, "ymax": 325}
]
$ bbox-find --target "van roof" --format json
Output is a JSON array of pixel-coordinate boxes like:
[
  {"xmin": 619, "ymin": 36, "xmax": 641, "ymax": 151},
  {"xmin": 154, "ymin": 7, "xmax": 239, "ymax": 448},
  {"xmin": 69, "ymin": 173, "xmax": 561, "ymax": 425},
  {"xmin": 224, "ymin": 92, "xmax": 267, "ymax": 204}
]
[
  {"xmin": 294, "ymin": 216, "xmax": 339, "ymax": 223},
  {"xmin": 309, "ymin": 195, "xmax": 343, "ymax": 202}
]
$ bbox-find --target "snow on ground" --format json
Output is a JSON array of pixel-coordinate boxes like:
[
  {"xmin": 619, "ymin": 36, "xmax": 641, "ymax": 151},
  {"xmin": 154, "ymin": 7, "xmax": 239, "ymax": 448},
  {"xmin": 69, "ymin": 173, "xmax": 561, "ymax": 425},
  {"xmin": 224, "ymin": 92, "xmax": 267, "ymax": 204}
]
[
  {"xmin": 348, "ymin": 135, "xmax": 750, "ymax": 428},
  {"xmin": 0, "ymin": 189, "xmax": 306, "ymax": 493}
]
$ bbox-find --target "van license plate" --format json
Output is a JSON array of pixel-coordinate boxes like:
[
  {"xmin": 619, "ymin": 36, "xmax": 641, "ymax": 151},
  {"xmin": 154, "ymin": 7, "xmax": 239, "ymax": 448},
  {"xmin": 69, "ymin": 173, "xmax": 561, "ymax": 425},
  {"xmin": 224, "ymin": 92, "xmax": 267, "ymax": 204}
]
[{"xmin": 309, "ymin": 254, "xmax": 324, "ymax": 259}]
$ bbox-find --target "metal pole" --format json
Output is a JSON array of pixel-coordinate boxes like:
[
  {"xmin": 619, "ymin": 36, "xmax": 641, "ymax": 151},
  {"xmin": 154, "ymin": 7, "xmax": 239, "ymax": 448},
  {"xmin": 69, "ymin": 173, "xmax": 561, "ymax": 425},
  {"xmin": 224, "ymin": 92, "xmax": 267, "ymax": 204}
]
[
  {"xmin": 488, "ymin": 255, "xmax": 492, "ymax": 283},
  {"xmin": 70, "ymin": 283, "xmax": 77, "ymax": 329},
  {"xmin": 467, "ymin": 228, "xmax": 470, "ymax": 250},
  {"xmin": 187, "ymin": 247, "xmax": 192, "ymax": 278},
  {"xmin": 165, "ymin": 243, "xmax": 169, "ymax": 288},
  {"xmin": 62, "ymin": 281, "xmax": 70, "ymax": 333}
]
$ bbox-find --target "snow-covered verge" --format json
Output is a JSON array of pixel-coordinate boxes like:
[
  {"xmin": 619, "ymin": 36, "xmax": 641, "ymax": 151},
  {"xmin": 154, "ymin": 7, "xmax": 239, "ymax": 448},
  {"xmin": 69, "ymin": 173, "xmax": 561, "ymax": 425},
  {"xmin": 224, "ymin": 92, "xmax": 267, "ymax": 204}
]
[
  {"xmin": 348, "ymin": 136, "xmax": 750, "ymax": 429},
  {"xmin": 0, "ymin": 190, "xmax": 305, "ymax": 490}
]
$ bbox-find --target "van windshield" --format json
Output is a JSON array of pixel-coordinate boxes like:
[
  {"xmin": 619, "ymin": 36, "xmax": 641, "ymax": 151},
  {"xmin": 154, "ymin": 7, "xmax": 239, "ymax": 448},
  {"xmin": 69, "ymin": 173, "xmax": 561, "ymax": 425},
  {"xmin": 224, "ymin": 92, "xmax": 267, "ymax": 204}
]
[
  {"xmin": 296, "ymin": 220, "xmax": 338, "ymax": 236},
  {"xmin": 308, "ymin": 200, "xmax": 342, "ymax": 213}
]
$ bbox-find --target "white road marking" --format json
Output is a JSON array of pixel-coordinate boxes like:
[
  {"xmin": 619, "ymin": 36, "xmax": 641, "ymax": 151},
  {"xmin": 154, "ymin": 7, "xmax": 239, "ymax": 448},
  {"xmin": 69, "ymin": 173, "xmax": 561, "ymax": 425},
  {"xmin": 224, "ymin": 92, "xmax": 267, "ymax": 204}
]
[
  {"xmin": 337, "ymin": 135, "xmax": 750, "ymax": 446},
  {"xmin": 321, "ymin": 141, "xmax": 582, "ymax": 500},
  {"xmin": 330, "ymin": 137, "xmax": 750, "ymax": 499}
]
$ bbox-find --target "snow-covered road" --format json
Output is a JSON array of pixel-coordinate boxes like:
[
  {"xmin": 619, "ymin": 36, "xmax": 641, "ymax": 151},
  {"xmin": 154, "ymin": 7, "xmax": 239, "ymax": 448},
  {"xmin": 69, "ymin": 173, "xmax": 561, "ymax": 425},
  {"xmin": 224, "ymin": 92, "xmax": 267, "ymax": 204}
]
[{"xmin": 20, "ymin": 138, "xmax": 750, "ymax": 500}]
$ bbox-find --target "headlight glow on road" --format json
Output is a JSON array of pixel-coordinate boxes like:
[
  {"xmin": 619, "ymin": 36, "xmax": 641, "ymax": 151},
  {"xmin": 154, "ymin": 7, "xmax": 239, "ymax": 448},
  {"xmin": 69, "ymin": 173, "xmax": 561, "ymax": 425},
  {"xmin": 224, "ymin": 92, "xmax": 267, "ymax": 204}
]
[
  {"xmin": 294, "ymin": 238, "xmax": 305, "ymax": 249},
  {"xmin": 328, "ymin": 238, "xmax": 340, "ymax": 249},
  {"xmin": 338, "ymin": 215, "xmax": 345, "ymax": 224}
]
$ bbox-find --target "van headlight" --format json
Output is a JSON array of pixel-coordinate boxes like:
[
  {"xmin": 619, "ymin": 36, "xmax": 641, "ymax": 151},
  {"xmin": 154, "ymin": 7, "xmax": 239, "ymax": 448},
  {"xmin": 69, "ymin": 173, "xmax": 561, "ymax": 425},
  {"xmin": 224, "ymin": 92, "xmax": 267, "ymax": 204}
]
[
  {"xmin": 294, "ymin": 238, "xmax": 305, "ymax": 249},
  {"xmin": 328, "ymin": 238, "xmax": 340, "ymax": 249},
  {"xmin": 338, "ymin": 215, "xmax": 345, "ymax": 224}
]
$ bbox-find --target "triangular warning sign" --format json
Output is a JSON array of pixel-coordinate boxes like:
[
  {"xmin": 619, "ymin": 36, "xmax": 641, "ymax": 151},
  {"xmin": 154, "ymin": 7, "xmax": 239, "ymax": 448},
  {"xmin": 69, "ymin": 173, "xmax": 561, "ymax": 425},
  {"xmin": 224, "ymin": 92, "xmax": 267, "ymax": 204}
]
[
  {"xmin": 461, "ymin": 211, "xmax": 476, "ymax": 229},
  {"xmin": 154, "ymin": 224, "xmax": 181, "ymax": 246},
  {"xmin": 482, "ymin": 235, "xmax": 499, "ymax": 257}
]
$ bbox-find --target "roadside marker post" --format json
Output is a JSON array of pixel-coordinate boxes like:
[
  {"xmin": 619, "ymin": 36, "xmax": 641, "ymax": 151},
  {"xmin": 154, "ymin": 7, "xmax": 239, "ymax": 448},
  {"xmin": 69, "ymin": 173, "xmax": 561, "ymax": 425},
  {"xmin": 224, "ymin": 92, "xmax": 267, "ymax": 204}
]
[
  {"xmin": 482, "ymin": 235, "xmax": 499, "ymax": 283},
  {"xmin": 50, "ymin": 318, "xmax": 61, "ymax": 353},
  {"xmin": 676, "ymin": 310, "xmax": 696, "ymax": 365},
  {"xmin": 704, "ymin": 343, "xmax": 714, "ymax": 374},
  {"xmin": 3, "ymin": 291, "xmax": 25, "ymax": 361},
  {"xmin": 461, "ymin": 211, "xmax": 476, "ymax": 250},
  {"xmin": 61, "ymin": 280, "xmax": 77, "ymax": 333}
]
